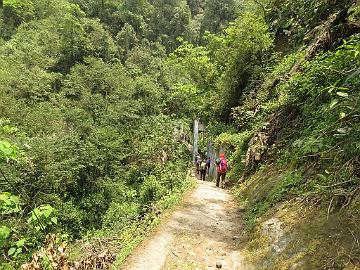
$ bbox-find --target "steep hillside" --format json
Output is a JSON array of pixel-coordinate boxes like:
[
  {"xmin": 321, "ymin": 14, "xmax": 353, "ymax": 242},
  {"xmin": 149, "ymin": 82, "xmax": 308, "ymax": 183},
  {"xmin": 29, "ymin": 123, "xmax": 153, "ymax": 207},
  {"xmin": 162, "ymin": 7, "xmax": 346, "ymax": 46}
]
[
  {"xmin": 0, "ymin": 0, "xmax": 359, "ymax": 269},
  {"xmin": 211, "ymin": 1, "xmax": 360, "ymax": 269}
]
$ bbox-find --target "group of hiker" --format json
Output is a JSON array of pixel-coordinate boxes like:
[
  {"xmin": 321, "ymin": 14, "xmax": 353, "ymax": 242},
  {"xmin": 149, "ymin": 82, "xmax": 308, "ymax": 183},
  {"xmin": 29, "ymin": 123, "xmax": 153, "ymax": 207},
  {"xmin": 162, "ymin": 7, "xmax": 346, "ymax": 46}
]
[{"xmin": 195, "ymin": 153, "xmax": 228, "ymax": 188}]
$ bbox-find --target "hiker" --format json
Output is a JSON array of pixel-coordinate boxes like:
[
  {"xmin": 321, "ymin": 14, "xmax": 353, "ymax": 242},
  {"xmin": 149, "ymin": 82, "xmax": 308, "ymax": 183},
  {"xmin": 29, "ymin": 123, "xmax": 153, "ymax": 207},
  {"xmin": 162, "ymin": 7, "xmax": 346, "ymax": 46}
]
[
  {"xmin": 206, "ymin": 157, "xmax": 211, "ymax": 175},
  {"xmin": 195, "ymin": 153, "xmax": 201, "ymax": 174},
  {"xmin": 215, "ymin": 153, "xmax": 228, "ymax": 188},
  {"xmin": 199, "ymin": 158, "xmax": 207, "ymax": 181}
]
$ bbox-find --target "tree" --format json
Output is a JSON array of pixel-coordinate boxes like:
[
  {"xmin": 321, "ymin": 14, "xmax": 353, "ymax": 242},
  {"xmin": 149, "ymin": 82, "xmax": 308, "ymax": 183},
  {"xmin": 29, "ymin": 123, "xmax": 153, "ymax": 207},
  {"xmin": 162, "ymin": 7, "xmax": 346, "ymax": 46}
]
[
  {"xmin": 200, "ymin": 0, "xmax": 238, "ymax": 34},
  {"xmin": 116, "ymin": 23, "xmax": 139, "ymax": 60},
  {"xmin": 163, "ymin": 40, "xmax": 218, "ymax": 119},
  {"xmin": 208, "ymin": 12, "xmax": 273, "ymax": 119},
  {"xmin": 148, "ymin": 0, "xmax": 191, "ymax": 51},
  {"xmin": 3, "ymin": 0, "xmax": 35, "ymax": 27},
  {"xmin": 186, "ymin": 0, "xmax": 204, "ymax": 15}
]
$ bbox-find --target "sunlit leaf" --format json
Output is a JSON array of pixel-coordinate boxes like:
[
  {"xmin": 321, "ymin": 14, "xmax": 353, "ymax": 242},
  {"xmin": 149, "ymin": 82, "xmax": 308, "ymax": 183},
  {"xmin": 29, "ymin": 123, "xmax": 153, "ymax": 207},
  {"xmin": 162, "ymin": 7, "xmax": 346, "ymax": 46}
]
[
  {"xmin": 0, "ymin": 226, "xmax": 11, "ymax": 242},
  {"xmin": 329, "ymin": 99, "xmax": 338, "ymax": 109},
  {"xmin": 336, "ymin": 92, "xmax": 348, "ymax": 98},
  {"xmin": 8, "ymin": 247, "xmax": 16, "ymax": 256},
  {"xmin": 51, "ymin": 217, "xmax": 58, "ymax": 224}
]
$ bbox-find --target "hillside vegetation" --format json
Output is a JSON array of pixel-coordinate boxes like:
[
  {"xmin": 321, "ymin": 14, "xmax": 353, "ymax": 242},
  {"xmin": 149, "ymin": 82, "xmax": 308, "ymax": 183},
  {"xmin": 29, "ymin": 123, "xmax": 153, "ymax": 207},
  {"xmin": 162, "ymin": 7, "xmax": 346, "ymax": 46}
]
[{"xmin": 0, "ymin": 0, "xmax": 359, "ymax": 269}]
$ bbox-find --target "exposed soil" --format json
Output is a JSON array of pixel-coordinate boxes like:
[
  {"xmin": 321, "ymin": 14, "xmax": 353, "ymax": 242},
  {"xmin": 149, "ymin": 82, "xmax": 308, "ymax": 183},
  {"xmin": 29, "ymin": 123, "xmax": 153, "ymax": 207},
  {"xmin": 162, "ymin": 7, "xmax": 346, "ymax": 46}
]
[{"xmin": 121, "ymin": 179, "xmax": 252, "ymax": 270}]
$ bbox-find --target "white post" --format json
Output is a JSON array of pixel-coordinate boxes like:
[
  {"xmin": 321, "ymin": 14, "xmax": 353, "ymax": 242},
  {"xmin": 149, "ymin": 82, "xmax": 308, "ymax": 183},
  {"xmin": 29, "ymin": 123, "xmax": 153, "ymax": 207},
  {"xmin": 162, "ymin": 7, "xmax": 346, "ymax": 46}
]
[{"xmin": 193, "ymin": 119, "xmax": 199, "ymax": 162}]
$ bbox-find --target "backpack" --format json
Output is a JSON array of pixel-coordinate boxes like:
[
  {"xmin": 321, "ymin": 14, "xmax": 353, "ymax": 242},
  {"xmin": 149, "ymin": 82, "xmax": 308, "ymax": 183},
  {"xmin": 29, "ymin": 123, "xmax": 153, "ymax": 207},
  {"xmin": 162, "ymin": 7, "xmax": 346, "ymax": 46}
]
[
  {"xmin": 219, "ymin": 158, "xmax": 228, "ymax": 173},
  {"xmin": 200, "ymin": 161, "xmax": 207, "ymax": 170},
  {"xmin": 215, "ymin": 158, "xmax": 221, "ymax": 165}
]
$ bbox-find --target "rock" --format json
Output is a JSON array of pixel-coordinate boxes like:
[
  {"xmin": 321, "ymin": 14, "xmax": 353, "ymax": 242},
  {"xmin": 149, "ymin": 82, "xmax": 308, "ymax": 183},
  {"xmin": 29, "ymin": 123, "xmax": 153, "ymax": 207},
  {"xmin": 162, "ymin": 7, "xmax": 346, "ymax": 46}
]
[{"xmin": 216, "ymin": 261, "xmax": 222, "ymax": 268}]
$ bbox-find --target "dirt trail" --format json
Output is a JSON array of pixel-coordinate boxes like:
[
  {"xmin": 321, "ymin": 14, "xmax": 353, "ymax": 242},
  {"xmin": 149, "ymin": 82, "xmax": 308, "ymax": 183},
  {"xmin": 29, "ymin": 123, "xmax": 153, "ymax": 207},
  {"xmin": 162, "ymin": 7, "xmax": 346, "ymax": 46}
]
[{"xmin": 121, "ymin": 179, "xmax": 251, "ymax": 270}]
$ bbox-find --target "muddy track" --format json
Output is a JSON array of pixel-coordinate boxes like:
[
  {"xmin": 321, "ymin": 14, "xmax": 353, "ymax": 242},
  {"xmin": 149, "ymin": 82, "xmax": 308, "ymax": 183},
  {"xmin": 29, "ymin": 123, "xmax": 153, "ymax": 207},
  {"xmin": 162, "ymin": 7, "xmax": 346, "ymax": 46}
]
[{"xmin": 121, "ymin": 179, "xmax": 251, "ymax": 270}]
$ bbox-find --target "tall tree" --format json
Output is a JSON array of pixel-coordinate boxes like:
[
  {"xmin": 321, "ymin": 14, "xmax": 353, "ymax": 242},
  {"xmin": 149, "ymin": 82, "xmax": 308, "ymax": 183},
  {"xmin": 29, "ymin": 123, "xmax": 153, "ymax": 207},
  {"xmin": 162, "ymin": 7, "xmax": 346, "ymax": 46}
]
[
  {"xmin": 186, "ymin": 0, "xmax": 204, "ymax": 15},
  {"xmin": 148, "ymin": 0, "xmax": 191, "ymax": 51},
  {"xmin": 201, "ymin": 0, "xmax": 237, "ymax": 34}
]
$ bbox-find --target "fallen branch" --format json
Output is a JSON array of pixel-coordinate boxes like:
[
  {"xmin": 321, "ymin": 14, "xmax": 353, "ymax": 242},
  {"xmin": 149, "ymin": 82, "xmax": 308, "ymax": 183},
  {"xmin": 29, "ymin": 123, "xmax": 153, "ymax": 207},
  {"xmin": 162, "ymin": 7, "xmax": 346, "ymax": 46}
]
[
  {"xmin": 320, "ymin": 179, "xmax": 356, "ymax": 188},
  {"xmin": 171, "ymin": 249, "xmax": 179, "ymax": 258},
  {"xmin": 327, "ymin": 197, "xmax": 333, "ymax": 220}
]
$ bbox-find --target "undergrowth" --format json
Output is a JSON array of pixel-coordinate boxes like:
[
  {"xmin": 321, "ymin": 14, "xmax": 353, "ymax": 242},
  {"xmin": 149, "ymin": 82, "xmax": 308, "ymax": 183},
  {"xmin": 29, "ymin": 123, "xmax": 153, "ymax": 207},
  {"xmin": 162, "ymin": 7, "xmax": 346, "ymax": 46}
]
[
  {"xmin": 235, "ymin": 34, "xmax": 360, "ymax": 231},
  {"xmin": 69, "ymin": 176, "xmax": 194, "ymax": 269}
]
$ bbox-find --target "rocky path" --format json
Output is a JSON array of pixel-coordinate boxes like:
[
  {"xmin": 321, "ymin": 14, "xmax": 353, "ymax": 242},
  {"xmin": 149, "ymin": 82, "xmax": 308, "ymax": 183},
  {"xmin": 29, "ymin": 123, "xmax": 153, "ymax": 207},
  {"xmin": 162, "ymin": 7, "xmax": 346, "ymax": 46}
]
[{"xmin": 121, "ymin": 179, "xmax": 251, "ymax": 270}]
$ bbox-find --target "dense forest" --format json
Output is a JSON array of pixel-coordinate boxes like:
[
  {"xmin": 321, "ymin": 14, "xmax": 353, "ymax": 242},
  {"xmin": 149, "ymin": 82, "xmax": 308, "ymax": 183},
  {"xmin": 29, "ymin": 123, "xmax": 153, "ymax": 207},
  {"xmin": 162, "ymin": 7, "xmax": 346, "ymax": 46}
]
[{"xmin": 0, "ymin": 0, "xmax": 359, "ymax": 269}]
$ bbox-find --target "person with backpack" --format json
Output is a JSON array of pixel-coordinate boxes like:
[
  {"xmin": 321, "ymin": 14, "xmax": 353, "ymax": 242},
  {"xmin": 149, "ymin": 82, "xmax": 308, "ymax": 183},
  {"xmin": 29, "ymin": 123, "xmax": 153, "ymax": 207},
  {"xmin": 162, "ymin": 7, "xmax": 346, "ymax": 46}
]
[
  {"xmin": 206, "ymin": 157, "xmax": 211, "ymax": 176},
  {"xmin": 215, "ymin": 153, "xmax": 228, "ymax": 188},
  {"xmin": 199, "ymin": 158, "xmax": 207, "ymax": 181}
]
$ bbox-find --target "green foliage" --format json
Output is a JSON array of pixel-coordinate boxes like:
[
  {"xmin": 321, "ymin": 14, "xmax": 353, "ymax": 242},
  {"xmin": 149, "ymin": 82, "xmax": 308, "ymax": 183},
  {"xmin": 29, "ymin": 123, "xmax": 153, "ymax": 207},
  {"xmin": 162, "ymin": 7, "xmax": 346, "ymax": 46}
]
[
  {"xmin": 148, "ymin": 0, "xmax": 191, "ymax": 51},
  {"xmin": 206, "ymin": 12, "xmax": 273, "ymax": 118},
  {"xmin": 103, "ymin": 202, "xmax": 140, "ymax": 231},
  {"xmin": 0, "ymin": 0, "xmax": 200, "ymax": 266},
  {"xmin": 285, "ymin": 35, "xmax": 360, "ymax": 166},
  {"xmin": 7, "ymin": 238, "xmax": 26, "ymax": 258},
  {"xmin": 239, "ymin": 32, "xmax": 360, "ymax": 233},
  {"xmin": 244, "ymin": 171, "xmax": 303, "ymax": 230},
  {"xmin": 0, "ymin": 0, "xmax": 357, "ymax": 267},
  {"xmin": 215, "ymin": 131, "xmax": 253, "ymax": 179},
  {"xmin": 27, "ymin": 205, "xmax": 58, "ymax": 232},
  {"xmin": 0, "ymin": 142, "xmax": 18, "ymax": 164},
  {"xmin": 3, "ymin": 0, "xmax": 35, "ymax": 31},
  {"xmin": 140, "ymin": 175, "xmax": 166, "ymax": 203},
  {"xmin": 231, "ymin": 51, "xmax": 304, "ymax": 129},
  {"xmin": 0, "ymin": 226, "xmax": 11, "ymax": 247},
  {"xmin": 0, "ymin": 190, "xmax": 60, "ymax": 267},
  {"xmin": 264, "ymin": 0, "xmax": 354, "ymax": 45},
  {"xmin": 163, "ymin": 40, "xmax": 218, "ymax": 120},
  {"xmin": 0, "ymin": 192, "xmax": 21, "ymax": 214},
  {"xmin": 215, "ymin": 131, "xmax": 252, "ymax": 148},
  {"xmin": 200, "ymin": 0, "xmax": 239, "ymax": 34}
]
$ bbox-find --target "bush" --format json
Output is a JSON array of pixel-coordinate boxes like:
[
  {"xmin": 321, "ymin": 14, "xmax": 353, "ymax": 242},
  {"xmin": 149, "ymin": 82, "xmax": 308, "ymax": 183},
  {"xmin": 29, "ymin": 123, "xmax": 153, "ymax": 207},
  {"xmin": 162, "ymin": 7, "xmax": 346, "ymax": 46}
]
[{"xmin": 103, "ymin": 202, "xmax": 141, "ymax": 231}]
